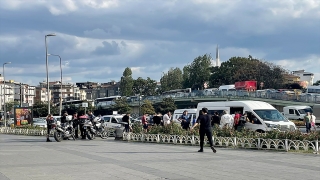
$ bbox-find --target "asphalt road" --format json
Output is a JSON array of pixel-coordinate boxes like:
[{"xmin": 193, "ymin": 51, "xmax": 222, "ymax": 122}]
[{"xmin": 0, "ymin": 134, "xmax": 319, "ymax": 180}]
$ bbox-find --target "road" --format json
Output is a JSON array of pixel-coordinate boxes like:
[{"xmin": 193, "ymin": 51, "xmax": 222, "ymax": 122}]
[{"xmin": 0, "ymin": 134, "xmax": 319, "ymax": 180}]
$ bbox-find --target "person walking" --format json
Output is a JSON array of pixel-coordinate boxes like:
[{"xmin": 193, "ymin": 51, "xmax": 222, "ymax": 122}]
[
  {"xmin": 45, "ymin": 114, "xmax": 53, "ymax": 142},
  {"xmin": 72, "ymin": 112, "xmax": 79, "ymax": 139},
  {"xmin": 191, "ymin": 108, "xmax": 216, "ymax": 153}
]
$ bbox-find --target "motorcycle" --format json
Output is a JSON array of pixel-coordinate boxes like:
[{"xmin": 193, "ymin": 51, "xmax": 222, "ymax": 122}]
[
  {"xmin": 83, "ymin": 119, "xmax": 96, "ymax": 140},
  {"xmin": 51, "ymin": 119, "xmax": 76, "ymax": 142},
  {"xmin": 92, "ymin": 117, "xmax": 109, "ymax": 139}
]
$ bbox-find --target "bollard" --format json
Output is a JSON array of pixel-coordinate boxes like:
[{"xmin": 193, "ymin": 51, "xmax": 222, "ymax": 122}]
[
  {"xmin": 257, "ymin": 138, "xmax": 261, "ymax": 149},
  {"xmin": 192, "ymin": 135, "xmax": 195, "ymax": 145},
  {"xmin": 315, "ymin": 140, "xmax": 319, "ymax": 155},
  {"xmin": 157, "ymin": 134, "xmax": 160, "ymax": 143},
  {"xmin": 234, "ymin": 137, "xmax": 237, "ymax": 147}
]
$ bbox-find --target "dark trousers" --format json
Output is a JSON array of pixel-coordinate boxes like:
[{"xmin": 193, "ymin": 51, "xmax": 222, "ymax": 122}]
[
  {"xmin": 46, "ymin": 125, "xmax": 51, "ymax": 137},
  {"xmin": 80, "ymin": 124, "xmax": 86, "ymax": 139},
  {"xmin": 124, "ymin": 124, "xmax": 130, "ymax": 132},
  {"xmin": 199, "ymin": 128, "xmax": 214, "ymax": 150},
  {"xmin": 306, "ymin": 122, "xmax": 311, "ymax": 133},
  {"xmin": 73, "ymin": 123, "xmax": 79, "ymax": 138}
]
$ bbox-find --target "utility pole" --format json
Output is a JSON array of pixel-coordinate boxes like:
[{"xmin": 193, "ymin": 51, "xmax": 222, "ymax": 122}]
[{"xmin": 20, "ymin": 83, "xmax": 23, "ymax": 107}]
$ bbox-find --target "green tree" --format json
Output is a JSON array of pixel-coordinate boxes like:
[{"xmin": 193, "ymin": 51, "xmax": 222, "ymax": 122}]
[
  {"xmin": 182, "ymin": 54, "xmax": 212, "ymax": 90},
  {"xmin": 32, "ymin": 102, "xmax": 59, "ymax": 117},
  {"xmin": 313, "ymin": 80, "xmax": 320, "ymax": 86},
  {"xmin": 154, "ymin": 97, "xmax": 176, "ymax": 114},
  {"xmin": 5, "ymin": 101, "xmax": 20, "ymax": 112},
  {"xmin": 132, "ymin": 77, "xmax": 157, "ymax": 96},
  {"xmin": 141, "ymin": 100, "xmax": 155, "ymax": 115},
  {"xmin": 110, "ymin": 97, "xmax": 131, "ymax": 114},
  {"xmin": 160, "ymin": 67, "xmax": 183, "ymax": 92},
  {"xmin": 119, "ymin": 67, "xmax": 134, "ymax": 96}
]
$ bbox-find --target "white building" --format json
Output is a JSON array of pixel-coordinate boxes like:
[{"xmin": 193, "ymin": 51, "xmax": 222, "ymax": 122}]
[
  {"xmin": 35, "ymin": 87, "xmax": 51, "ymax": 103},
  {"xmin": 292, "ymin": 70, "xmax": 314, "ymax": 86},
  {"xmin": 0, "ymin": 84, "xmax": 15, "ymax": 110}
]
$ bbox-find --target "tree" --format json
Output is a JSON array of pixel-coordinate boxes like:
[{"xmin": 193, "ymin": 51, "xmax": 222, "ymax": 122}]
[
  {"xmin": 313, "ymin": 80, "xmax": 320, "ymax": 86},
  {"xmin": 132, "ymin": 77, "xmax": 157, "ymax": 96},
  {"xmin": 154, "ymin": 97, "xmax": 176, "ymax": 114},
  {"xmin": 209, "ymin": 56, "xmax": 288, "ymax": 89},
  {"xmin": 182, "ymin": 54, "xmax": 212, "ymax": 90},
  {"xmin": 110, "ymin": 97, "xmax": 131, "ymax": 114},
  {"xmin": 5, "ymin": 101, "xmax": 20, "ymax": 112},
  {"xmin": 141, "ymin": 100, "xmax": 155, "ymax": 115},
  {"xmin": 119, "ymin": 67, "xmax": 134, "ymax": 96},
  {"xmin": 160, "ymin": 67, "xmax": 183, "ymax": 92},
  {"xmin": 32, "ymin": 102, "xmax": 59, "ymax": 117}
]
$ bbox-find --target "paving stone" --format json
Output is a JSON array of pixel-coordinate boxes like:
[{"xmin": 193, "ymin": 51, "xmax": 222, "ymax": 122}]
[{"xmin": 0, "ymin": 134, "xmax": 319, "ymax": 180}]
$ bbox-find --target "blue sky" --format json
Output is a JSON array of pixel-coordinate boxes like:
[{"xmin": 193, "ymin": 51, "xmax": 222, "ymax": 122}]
[{"xmin": 0, "ymin": 0, "xmax": 319, "ymax": 86}]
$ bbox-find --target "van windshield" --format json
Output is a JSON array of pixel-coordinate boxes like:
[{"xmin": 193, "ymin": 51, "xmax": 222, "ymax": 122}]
[
  {"xmin": 253, "ymin": 110, "xmax": 287, "ymax": 122},
  {"xmin": 298, "ymin": 108, "xmax": 313, "ymax": 114}
]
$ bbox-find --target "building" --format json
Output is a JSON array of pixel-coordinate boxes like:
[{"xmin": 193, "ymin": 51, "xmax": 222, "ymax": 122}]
[
  {"xmin": 1, "ymin": 80, "xmax": 35, "ymax": 107},
  {"xmin": 34, "ymin": 87, "xmax": 51, "ymax": 103},
  {"xmin": 75, "ymin": 81, "xmax": 120, "ymax": 100},
  {"xmin": 292, "ymin": 70, "xmax": 314, "ymax": 86},
  {"xmin": 283, "ymin": 74, "xmax": 300, "ymax": 84}
]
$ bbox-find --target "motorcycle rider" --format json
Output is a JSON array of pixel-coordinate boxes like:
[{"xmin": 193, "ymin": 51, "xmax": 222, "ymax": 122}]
[
  {"xmin": 88, "ymin": 111, "xmax": 95, "ymax": 123},
  {"xmin": 60, "ymin": 112, "xmax": 68, "ymax": 125},
  {"xmin": 72, "ymin": 112, "xmax": 79, "ymax": 139},
  {"xmin": 79, "ymin": 112, "xmax": 88, "ymax": 139}
]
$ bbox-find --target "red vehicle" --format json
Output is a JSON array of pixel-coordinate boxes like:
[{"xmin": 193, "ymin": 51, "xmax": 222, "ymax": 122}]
[{"xmin": 235, "ymin": 81, "xmax": 257, "ymax": 91}]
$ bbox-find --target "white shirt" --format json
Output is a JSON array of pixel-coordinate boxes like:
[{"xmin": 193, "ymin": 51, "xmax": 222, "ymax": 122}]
[
  {"xmin": 220, "ymin": 114, "xmax": 234, "ymax": 128},
  {"xmin": 310, "ymin": 115, "xmax": 316, "ymax": 123},
  {"xmin": 163, "ymin": 114, "xmax": 170, "ymax": 125}
]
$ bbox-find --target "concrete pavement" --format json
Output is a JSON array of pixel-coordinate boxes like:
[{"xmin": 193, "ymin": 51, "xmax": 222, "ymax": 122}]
[{"xmin": 0, "ymin": 134, "xmax": 319, "ymax": 180}]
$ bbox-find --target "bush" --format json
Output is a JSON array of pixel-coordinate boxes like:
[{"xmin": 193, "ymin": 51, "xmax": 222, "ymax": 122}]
[{"xmin": 130, "ymin": 123, "xmax": 319, "ymax": 141}]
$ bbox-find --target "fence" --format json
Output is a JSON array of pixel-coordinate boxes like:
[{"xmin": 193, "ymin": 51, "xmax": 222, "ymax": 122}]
[{"xmin": 123, "ymin": 132, "xmax": 319, "ymax": 154}]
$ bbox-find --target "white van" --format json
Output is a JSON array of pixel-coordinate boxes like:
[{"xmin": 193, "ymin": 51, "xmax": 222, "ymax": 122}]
[
  {"xmin": 196, "ymin": 101, "xmax": 296, "ymax": 132},
  {"xmin": 312, "ymin": 104, "xmax": 320, "ymax": 126},
  {"xmin": 283, "ymin": 106, "xmax": 312, "ymax": 120},
  {"xmin": 172, "ymin": 109, "xmax": 197, "ymax": 124}
]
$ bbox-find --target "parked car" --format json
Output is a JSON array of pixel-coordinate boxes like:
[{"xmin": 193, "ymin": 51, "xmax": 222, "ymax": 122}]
[
  {"xmin": 102, "ymin": 114, "xmax": 125, "ymax": 128},
  {"xmin": 32, "ymin": 118, "xmax": 47, "ymax": 128}
]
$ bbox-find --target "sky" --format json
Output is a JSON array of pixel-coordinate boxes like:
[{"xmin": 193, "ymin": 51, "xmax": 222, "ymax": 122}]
[{"xmin": 0, "ymin": 0, "xmax": 319, "ymax": 86}]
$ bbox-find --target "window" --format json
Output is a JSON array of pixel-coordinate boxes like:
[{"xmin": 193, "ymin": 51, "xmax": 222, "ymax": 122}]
[
  {"xmin": 208, "ymin": 110, "xmax": 226, "ymax": 116},
  {"xmin": 103, "ymin": 117, "xmax": 111, "ymax": 122},
  {"xmin": 111, "ymin": 118, "xmax": 118, "ymax": 123},
  {"xmin": 253, "ymin": 110, "xmax": 287, "ymax": 122},
  {"xmin": 289, "ymin": 109, "xmax": 294, "ymax": 114}
]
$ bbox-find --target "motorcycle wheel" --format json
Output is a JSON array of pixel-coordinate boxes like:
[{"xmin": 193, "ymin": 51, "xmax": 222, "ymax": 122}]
[
  {"xmin": 86, "ymin": 130, "xmax": 94, "ymax": 140},
  {"xmin": 100, "ymin": 130, "xmax": 108, "ymax": 139},
  {"xmin": 54, "ymin": 131, "xmax": 63, "ymax": 142}
]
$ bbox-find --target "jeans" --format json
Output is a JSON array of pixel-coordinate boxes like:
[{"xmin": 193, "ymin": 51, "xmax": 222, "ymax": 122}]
[{"xmin": 199, "ymin": 128, "xmax": 214, "ymax": 150}]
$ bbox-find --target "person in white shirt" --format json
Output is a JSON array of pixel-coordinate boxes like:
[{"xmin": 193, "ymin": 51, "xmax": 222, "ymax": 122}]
[
  {"xmin": 220, "ymin": 110, "xmax": 234, "ymax": 129},
  {"xmin": 163, "ymin": 111, "xmax": 171, "ymax": 126},
  {"xmin": 310, "ymin": 112, "xmax": 317, "ymax": 131}
]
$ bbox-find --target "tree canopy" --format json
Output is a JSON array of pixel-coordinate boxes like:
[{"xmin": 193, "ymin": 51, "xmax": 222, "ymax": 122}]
[
  {"xmin": 154, "ymin": 98, "xmax": 177, "ymax": 115},
  {"xmin": 160, "ymin": 67, "xmax": 183, "ymax": 92},
  {"xmin": 119, "ymin": 67, "xmax": 134, "ymax": 96}
]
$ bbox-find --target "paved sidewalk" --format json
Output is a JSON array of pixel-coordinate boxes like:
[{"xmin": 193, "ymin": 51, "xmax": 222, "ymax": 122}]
[{"xmin": 0, "ymin": 135, "xmax": 319, "ymax": 180}]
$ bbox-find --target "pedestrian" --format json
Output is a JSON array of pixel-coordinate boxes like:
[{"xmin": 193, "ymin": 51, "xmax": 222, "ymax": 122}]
[
  {"xmin": 163, "ymin": 111, "xmax": 171, "ymax": 126},
  {"xmin": 234, "ymin": 111, "xmax": 241, "ymax": 130},
  {"xmin": 179, "ymin": 110, "xmax": 190, "ymax": 130},
  {"xmin": 72, "ymin": 112, "xmax": 79, "ymax": 139},
  {"xmin": 191, "ymin": 108, "xmax": 217, "ymax": 153},
  {"xmin": 304, "ymin": 112, "xmax": 311, "ymax": 133},
  {"xmin": 220, "ymin": 110, "xmax": 234, "ymax": 129},
  {"xmin": 79, "ymin": 112, "xmax": 88, "ymax": 139},
  {"xmin": 310, "ymin": 112, "xmax": 317, "ymax": 131},
  {"xmin": 152, "ymin": 113, "xmax": 161, "ymax": 126},
  {"xmin": 122, "ymin": 113, "xmax": 130, "ymax": 132},
  {"xmin": 211, "ymin": 111, "xmax": 220, "ymax": 128},
  {"xmin": 141, "ymin": 113, "xmax": 148, "ymax": 133},
  {"xmin": 45, "ymin": 114, "xmax": 53, "ymax": 142}
]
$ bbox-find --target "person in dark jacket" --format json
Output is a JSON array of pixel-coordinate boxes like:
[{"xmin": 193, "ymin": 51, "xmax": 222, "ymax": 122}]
[
  {"xmin": 122, "ymin": 113, "xmax": 130, "ymax": 132},
  {"xmin": 72, "ymin": 112, "xmax": 79, "ymax": 138},
  {"xmin": 78, "ymin": 112, "xmax": 88, "ymax": 139},
  {"xmin": 45, "ymin": 114, "xmax": 53, "ymax": 142},
  {"xmin": 191, "ymin": 108, "xmax": 216, "ymax": 153},
  {"xmin": 61, "ymin": 112, "xmax": 68, "ymax": 124},
  {"xmin": 152, "ymin": 113, "xmax": 161, "ymax": 125},
  {"xmin": 211, "ymin": 111, "xmax": 220, "ymax": 127}
]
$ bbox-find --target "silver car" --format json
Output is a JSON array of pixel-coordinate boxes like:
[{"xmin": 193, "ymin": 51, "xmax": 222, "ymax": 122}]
[{"xmin": 32, "ymin": 118, "xmax": 47, "ymax": 128}]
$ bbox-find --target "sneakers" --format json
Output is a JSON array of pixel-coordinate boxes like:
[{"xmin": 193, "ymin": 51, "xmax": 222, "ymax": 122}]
[{"xmin": 211, "ymin": 146, "xmax": 217, "ymax": 153}]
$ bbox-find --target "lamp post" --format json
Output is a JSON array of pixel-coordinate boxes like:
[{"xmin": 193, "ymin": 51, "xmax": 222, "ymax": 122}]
[
  {"xmin": 3, "ymin": 62, "xmax": 11, "ymax": 127},
  {"xmin": 45, "ymin": 33, "xmax": 56, "ymax": 115},
  {"xmin": 48, "ymin": 54, "xmax": 62, "ymax": 116}
]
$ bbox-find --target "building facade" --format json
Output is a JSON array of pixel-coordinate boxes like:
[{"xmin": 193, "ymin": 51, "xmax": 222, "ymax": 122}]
[
  {"xmin": 34, "ymin": 87, "xmax": 51, "ymax": 103},
  {"xmin": 1, "ymin": 80, "xmax": 35, "ymax": 107},
  {"xmin": 292, "ymin": 70, "xmax": 314, "ymax": 86}
]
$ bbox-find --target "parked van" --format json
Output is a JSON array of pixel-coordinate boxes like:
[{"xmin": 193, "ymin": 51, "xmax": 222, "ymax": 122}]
[
  {"xmin": 312, "ymin": 104, "xmax": 320, "ymax": 126},
  {"xmin": 172, "ymin": 109, "xmax": 197, "ymax": 124},
  {"xmin": 283, "ymin": 106, "xmax": 312, "ymax": 120},
  {"xmin": 196, "ymin": 101, "xmax": 296, "ymax": 132}
]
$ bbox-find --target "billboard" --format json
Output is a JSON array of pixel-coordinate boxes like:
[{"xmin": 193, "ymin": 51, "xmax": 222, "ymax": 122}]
[{"xmin": 14, "ymin": 107, "xmax": 33, "ymax": 126}]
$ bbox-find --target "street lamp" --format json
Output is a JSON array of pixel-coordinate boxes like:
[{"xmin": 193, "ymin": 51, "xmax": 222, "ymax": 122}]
[
  {"xmin": 45, "ymin": 33, "xmax": 56, "ymax": 115},
  {"xmin": 138, "ymin": 95, "xmax": 142, "ymax": 116},
  {"xmin": 48, "ymin": 54, "xmax": 62, "ymax": 116},
  {"xmin": 3, "ymin": 62, "xmax": 11, "ymax": 127}
]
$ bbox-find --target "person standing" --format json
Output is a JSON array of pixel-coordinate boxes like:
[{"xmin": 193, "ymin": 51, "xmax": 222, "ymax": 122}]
[
  {"xmin": 191, "ymin": 108, "xmax": 217, "ymax": 153},
  {"xmin": 79, "ymin": 112, "xmax": 88, "ymax": 139},
  {"xmin": 220, "ymin": 110, "xmax": 234, "ymax": 129},
  {"xmin": 45, "ymin": 114, "xmax": 53, "ymax": 142},
  {"xmin": 234, "ymin": 111, "xmax": 241, "ymax": 130},
  {"xmin": 310, "ymin": 112, "xmax": 316, "ymax": 131},
  {"xmin": 304, "ymin": 112, "xmax": 311, "ymax": 133},
  {"xmin": 122, "ymin": 113, "xmax": 130, "ymax": 132},
  {"xmin": 152, "ymin": 113, "xmax": 161, "ymax": 126},
  {"xmin": 163, "ymin": 111, "xmax": 171, "ymax": 126},
  {"xmin": 72, "ymin": 112, "xmax": 79, "ymax": 139},
  {"xmin": 211, "ymin": 111, "xmax": 220, "ymax": 128},
  {"xmin": 141, "ymin": 113, "xmax": 148, "ymax": 133},
  {"xmin": 179, "ymin": 110, "xmax": 190, "ymax": 130}
]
